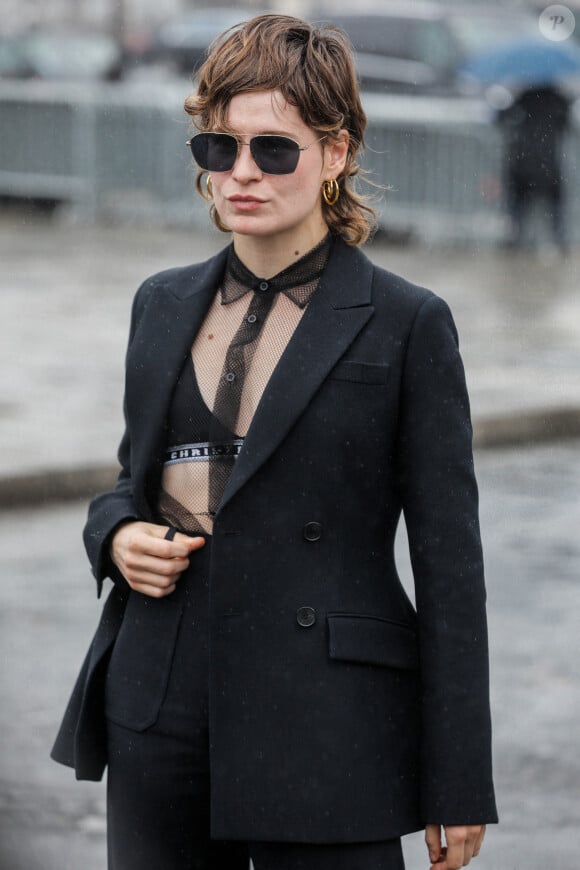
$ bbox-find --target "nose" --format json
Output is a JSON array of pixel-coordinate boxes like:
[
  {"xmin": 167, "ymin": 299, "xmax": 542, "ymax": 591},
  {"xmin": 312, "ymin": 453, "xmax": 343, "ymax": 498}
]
[{"xmin": 231, "ymin": 141, "xmax": 262, "ymax": 182}]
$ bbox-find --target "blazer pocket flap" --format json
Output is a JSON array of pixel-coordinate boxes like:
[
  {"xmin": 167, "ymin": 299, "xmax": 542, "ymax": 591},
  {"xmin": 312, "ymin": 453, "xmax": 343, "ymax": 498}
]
[
  {"xmin": 328, "ymin": 614, "xmax": 419, "ymax": 670},
  {"xmin": 104, "ymin": 589, "xmax": 184, "ymax": 731},
  {"xmin": 329, "ymin": 360, "xmax": 390, "ymax": 385}
]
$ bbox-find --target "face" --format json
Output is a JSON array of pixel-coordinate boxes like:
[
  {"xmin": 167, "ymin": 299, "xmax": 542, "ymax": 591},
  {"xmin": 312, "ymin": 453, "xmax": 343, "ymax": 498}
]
[{"xmin": 209, "ymin": 90, "xmax": 348, "ymax": 251}]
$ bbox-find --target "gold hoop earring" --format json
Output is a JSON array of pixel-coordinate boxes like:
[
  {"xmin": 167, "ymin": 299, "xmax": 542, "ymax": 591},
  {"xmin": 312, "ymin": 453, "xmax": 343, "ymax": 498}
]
[
  {"xmin": 198, "ymin": 172, "xmax": 213, "ymax": 201},
  {"xmin": 322, "ymin": 179, "xmax": 340, "ymax": 206}
]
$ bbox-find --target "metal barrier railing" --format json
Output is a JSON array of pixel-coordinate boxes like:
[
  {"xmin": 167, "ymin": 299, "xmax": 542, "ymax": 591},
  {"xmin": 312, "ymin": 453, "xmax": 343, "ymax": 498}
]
[
  {"xmin": 362, "ymin": 95, "xmax": 506, "ymax": 242},
  {"xmin": 0, "ymin": 81, "xmax": 206, "ymax": 224},
  {"xmin": 1, "ymin": 80, "xmax": 578, "ymax": 243}
]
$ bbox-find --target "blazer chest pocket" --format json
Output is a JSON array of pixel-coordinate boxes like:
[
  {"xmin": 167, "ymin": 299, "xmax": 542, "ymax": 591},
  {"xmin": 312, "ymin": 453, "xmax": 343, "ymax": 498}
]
[
  {"xmin": 327, "ymin": 613, "xmax": 419, "ymax": 670},
  {"xmin": 329, "ymin": 360, "xmax": 390, "ymax": 385}
]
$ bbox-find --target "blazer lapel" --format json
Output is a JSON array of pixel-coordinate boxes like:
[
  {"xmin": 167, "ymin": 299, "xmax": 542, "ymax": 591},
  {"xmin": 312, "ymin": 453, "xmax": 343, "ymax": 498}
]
[
  {"xmin": 127, "ymin": 248, "xmax": 229, "ymax": 518},
  {"xmin": 219, "ymin": 239, "xmax": 375, "ymax": 513}
]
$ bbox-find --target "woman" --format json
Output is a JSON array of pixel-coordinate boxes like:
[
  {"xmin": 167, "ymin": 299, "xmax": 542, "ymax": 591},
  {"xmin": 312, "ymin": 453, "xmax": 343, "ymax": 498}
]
[{"xmin": 52, "ymin": 13, "xmax": 497, "ymax": 870}]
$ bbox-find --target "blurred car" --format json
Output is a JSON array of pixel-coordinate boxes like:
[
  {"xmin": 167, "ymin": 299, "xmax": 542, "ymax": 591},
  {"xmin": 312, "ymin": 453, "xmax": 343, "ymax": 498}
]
[
  {"xmin": 0, "ymin": 30, "xmax": 123, "ymax": 81},
  {"xmin": 126, "ymin": 7, "xmax": 272, "ymax": 80},
  {"xmin": 310, "ymin": 2, "xmax": 541, "ymax": 95}
]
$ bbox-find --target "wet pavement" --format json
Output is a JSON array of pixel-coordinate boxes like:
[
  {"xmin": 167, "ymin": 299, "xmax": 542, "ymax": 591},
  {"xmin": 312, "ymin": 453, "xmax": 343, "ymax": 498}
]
[
  {"xmin": 1, "ymin": 205, "xmax": 580, "ymax": 483},
  {"xmin": 1, "ymin": 442, "xmax": 579, "ymax": 869}
]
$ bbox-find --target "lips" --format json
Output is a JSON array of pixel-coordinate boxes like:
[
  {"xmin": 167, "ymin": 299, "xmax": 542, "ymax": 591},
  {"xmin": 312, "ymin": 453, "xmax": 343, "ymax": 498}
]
[
  {"xmin": 227, "ymin": 194, "xmax": 266, "ymax": 212},
  {"xmin": 228, "ymin": 195, "xmax": 265, "ymax": 203}
]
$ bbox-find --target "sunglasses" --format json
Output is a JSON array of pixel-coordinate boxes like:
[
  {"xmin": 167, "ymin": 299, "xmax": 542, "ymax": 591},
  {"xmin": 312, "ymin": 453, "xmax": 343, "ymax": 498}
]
[{"xmin": 186, "ymin": 132, "xmax": 326, "ymax": 176}]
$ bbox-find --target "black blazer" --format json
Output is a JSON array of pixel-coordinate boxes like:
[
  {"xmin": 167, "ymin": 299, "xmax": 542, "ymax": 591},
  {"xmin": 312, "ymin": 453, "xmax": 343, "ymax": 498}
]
[{"xmin": 52, "ymin": 236, "xmax": 497, "ymax": 843}]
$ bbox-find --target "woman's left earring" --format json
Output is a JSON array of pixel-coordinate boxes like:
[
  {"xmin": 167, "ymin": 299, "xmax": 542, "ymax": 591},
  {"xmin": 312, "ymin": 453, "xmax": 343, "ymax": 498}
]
[{"xmin": 322, "ymin": 178, "xmax": 340, "ymax": 206}]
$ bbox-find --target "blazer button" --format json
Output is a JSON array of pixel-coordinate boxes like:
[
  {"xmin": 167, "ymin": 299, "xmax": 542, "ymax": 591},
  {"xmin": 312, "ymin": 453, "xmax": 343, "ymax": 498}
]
[
  {"xmin": 303, "ymin": 521, "xmax": 322, "ymax": 542},
  {"xmin": 296, "ymin": 606, "xmax": 316, "ymax": 628}
]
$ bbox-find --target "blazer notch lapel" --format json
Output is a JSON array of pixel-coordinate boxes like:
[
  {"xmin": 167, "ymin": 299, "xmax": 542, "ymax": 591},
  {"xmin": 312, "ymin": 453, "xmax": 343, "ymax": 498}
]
[
  {"xmin": 324, "ymin": 238, "xmax": 375, "ymax": 311},
  {"xmin": 165, "ymin": 247, "xmax": 230, "ymax": 301},
  {"xmin": 128, "ymin": 250, "xmax": 229, "ymax": 513}
]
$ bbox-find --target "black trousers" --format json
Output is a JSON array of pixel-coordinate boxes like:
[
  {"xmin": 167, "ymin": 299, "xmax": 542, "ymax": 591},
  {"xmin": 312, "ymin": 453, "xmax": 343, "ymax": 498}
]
[{"xmin": 105, "ymin": 538, "xmax": 405, "ymax": 870}]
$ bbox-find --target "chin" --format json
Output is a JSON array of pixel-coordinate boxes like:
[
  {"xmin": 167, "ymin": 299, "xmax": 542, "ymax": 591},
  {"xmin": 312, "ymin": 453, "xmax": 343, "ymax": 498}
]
[{"xmin": 228, "ymin": 218, "xmax": 285, "ymax": 239}]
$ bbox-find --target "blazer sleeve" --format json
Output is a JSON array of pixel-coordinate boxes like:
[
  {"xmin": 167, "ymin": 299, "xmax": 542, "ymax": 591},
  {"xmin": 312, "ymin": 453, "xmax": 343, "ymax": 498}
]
[
  {"xmin": 397, "ymin": 294, "xmax": 498, "ymax": 825},
  {"xmin": 82, "ymin": 280, "xmax": 154, "ymax": 598}
]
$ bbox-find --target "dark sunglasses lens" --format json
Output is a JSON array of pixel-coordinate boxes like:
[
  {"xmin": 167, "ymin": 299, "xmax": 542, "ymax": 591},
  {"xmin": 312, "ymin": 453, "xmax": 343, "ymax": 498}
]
[
  {"xmin": 251, "ymin": 136, "xmax": 300, "ymax": 174},
  {"xmin": 190, "ymin": 133, "xmax": 237, "ymax": 172}
]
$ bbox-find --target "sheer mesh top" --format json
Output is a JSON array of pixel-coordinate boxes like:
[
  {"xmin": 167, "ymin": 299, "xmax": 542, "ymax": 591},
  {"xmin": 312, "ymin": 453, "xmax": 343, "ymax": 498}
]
[{"xmin": 157, "ymin": 234, "xmax": 332, "ymax": 534}]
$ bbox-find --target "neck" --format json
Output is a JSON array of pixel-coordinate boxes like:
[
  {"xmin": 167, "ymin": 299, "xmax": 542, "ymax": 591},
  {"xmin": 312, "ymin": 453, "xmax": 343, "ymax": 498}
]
[{"xmin": 232, "ymin": 223, "xmax": 329, "ymax": 279}]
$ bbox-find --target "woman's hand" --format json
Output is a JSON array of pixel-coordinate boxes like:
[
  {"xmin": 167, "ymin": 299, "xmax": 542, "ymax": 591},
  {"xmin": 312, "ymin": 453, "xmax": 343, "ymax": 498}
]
[
  {"xmin": 426, "ymin": 824, "xmax": 486, "ymax": 869},
  {"xmin": 110, "ymin": 521, "xmax": 205, "ymax": 598}
]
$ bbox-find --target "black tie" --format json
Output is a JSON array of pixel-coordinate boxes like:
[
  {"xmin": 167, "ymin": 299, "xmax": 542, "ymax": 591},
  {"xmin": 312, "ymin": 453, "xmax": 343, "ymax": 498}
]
[{"xmin": 208, "ymin": 281, "xmax": 277, "ymax": 514}]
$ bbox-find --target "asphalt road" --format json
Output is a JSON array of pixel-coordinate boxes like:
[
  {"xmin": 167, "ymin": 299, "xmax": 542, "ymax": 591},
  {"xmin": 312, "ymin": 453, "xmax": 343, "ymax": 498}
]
[{"xmin": 1, "ymin": 441, "xmax": 579, "ymax": 869}]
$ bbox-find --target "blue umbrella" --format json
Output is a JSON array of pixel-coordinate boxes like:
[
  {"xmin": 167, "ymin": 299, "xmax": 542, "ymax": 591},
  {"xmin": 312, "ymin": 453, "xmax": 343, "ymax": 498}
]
[{"xmin": 460, "ymin": 37, "xmax": 580, "ymax": 87}]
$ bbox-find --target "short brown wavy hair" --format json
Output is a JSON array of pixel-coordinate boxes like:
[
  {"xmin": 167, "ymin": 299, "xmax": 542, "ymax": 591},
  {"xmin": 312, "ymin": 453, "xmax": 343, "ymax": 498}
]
[{"xmin": 184, "ymin": 13, "xmax": 376, "ymax": 246}]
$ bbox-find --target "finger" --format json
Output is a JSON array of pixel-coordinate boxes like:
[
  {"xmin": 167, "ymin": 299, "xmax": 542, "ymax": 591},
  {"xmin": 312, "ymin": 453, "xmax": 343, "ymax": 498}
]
[
  {"xmin": 131, "ymin": 581, "xmax": 177, "ymax": 598},
  {"xmin": 429, "ymin": 845, "xmax": 447, "ymax": 870},
  {"xmin": 127, "ymin": 577, "xmax": 180, "ymax": 595},
  {"xmin": 119, "ymin": 555, "xmax": 189, "ymax": 586},
  {"xmin": 425, "ymin": 824, "xmax": 443, "ymax": 864},
  {"xmin": 124, "ymin": 552, "xmax": 191, "ymax": 577},
  {"xmin": 143, "ymin": 532, "xmax": 205, "ymax": 560},
  {"xmin": 444, "ymin": 837, "xmax": 466, "ymax": 869},
  {"xmin": 473, "ymin": 826, "xmax": 486, "ymax": 857},
  {"xmin": 147, "ymin": 523, "xmax": 203, "ymax": 548},
  {"xmin": 463, "ymin": 841, "xmax": 476, "ymax": 865},
  {"xmin": 118, "ymin": 560, "xmax": 187, "ymax": 587},
  {"xmin": 460, "ymin": 825, "xmax": 484, "ymax": 864},
  {"xmin": 120, "ymin": 523, "xmax": 194, "ymax": 560}
]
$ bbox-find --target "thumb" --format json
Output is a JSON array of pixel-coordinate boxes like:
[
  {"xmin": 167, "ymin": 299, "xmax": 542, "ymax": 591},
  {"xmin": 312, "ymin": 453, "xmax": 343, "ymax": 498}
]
[
  {"xmin": 425, "ymin": 824, "xmax": 442, "ymax": 864},
  {"xmin": 161, "ymin": 525, "xmax": 205, "ymax": 549},
  {"xmin": 174, "ymin": 531, "xmax": 206, "ymax": 551}
]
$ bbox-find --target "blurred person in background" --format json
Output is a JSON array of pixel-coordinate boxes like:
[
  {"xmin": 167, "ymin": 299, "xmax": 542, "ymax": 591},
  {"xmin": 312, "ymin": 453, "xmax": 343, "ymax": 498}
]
[
  {"xmin": 52, "ymin": 13, "xmax": 497, "ymax": 870},
  {"xmin": 497, "ymin": 84, "xmax": 571, "ymax": 252}
]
